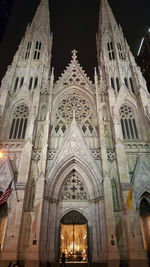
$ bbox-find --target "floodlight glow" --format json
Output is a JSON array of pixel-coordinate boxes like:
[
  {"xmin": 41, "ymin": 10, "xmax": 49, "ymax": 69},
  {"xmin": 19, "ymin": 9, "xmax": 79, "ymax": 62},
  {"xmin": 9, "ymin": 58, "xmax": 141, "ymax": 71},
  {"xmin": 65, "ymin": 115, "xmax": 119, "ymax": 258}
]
[{"xmin": 0, "ymin": 151, "xmax": 3, "ymax": 158}]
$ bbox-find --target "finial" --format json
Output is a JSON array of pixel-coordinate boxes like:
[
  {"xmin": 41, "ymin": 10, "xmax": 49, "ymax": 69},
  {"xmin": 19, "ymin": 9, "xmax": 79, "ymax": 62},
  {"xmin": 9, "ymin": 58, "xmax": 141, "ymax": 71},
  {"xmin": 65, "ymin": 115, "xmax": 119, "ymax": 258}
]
[{"xmin": 72, "ymin": 49, "xmax": 78, "ymax": 61}]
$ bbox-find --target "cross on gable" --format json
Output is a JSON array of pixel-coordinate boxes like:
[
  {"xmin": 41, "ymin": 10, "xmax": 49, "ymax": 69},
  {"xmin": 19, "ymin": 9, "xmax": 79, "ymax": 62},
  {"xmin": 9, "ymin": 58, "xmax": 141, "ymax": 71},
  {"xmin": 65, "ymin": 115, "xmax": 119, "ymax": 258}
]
[{"xmin": 72, "ymin": 49, "xmax": 78, "ymax": 60}]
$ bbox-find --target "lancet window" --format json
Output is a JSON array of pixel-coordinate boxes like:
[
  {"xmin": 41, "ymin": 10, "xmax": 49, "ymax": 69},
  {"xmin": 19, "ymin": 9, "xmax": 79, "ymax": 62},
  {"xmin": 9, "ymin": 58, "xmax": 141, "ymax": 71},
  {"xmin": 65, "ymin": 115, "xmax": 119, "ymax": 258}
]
[
  {"xmin": 14, "ymin": 77, "xmax": 19, "ymax": 92},
  {"xmin": 25, "ymin": 42, "xmax": 32, "ymax": 60},
  {"xmin": 117, "ymin": 43, "xmax": 125, "ymax": 60},
  {"xmin": 120, "ymin": 104, "xmax": 139, "ymax": 140},
  {"xmin": 60, "ymin": 171, "xmax": 88, "ymax": 201},
  {"xmin": 34, "ymin": 41, "xmax": 41, "ymax": 60},
  {"xmin": 9, "ymin": 104, "xmax": 29, "ymax": 140},
  {"xmin": 107, "ymin": 42, "xmax": 115, "ymax": 60}
]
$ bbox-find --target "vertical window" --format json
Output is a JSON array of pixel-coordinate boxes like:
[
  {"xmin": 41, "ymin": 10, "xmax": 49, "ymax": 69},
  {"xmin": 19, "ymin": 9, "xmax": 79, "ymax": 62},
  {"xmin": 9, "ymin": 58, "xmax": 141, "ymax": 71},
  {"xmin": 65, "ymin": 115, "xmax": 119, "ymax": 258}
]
[
  {"xmin": 29, "ymin": 77, "xmax": 33, "ymax": 91},
  {"xmin": 120, "ymin": 104, "xmax": 139, "ymax": 140},
  {"xmin": 117, "ymin": 43, "xmax": 124, "ymax": 60},
  {"xmin": 20, "ymin": 77, "xmax": 24, "ymax": 88},
  {"xmin": 107, "ymin": 42, "xmax": 115, "ymax": 60},
  {"xmin": 129, "ymin": 78, "xmax": 135, "ymax": 94},
  {"xmin": 25, "ymin": 42, "xmax": 32, "ymax": 60},
  {"xmin": 111, "ymin": 77, "xmax": 115, "ymax": 90},
  {"xmin": 9, "ymin": 104, "xmax": 29, "ymax": 140},
  {"xmin": 34, "ymin": 77, "xmax": 38, "ymax": 89},
  {"xmin": 116, "ymin": 77, "xmax": 120, "ymax": 92},
  {"xmin": 34, "ymin": 41, "xmax": 41, "ymax": 60},
  {"xmin": 124, "ymin": 78, "xmax": 129, "ymax": 88},
  {"xmin": 14, "ymin": 77, "xmax": 19, "ymax": 92}
]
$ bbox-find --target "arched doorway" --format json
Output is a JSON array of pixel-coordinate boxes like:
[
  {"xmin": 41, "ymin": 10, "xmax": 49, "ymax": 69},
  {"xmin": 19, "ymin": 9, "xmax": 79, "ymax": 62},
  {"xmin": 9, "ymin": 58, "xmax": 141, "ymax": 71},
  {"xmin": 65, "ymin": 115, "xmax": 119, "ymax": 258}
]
[
  {"xmin": 60, "ymin": 210, "xmax": 88, "ymax": 262},
  {"xmin": 140, "ymin": 194, "xmax": 150, "ymax": 264},
  {"xmin": 0, "ymin": 203, "xmax": 8, "ymax": 250}
]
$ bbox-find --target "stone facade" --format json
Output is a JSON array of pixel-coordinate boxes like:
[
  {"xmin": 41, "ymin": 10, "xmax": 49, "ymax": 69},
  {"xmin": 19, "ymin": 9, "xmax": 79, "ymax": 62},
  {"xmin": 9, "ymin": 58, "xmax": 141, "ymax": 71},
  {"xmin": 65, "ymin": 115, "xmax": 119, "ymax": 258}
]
[{"xmin": 0, "ymin": 0, "xmax": 150, "ymax": 266}]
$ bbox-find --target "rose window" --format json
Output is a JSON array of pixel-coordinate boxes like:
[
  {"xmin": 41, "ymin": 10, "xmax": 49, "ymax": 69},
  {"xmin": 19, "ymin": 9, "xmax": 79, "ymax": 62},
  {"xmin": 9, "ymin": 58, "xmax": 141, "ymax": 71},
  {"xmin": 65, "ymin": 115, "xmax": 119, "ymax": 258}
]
[{"xmin": 56, "ymin": 92, "xmax": 93, "ymax": 126}]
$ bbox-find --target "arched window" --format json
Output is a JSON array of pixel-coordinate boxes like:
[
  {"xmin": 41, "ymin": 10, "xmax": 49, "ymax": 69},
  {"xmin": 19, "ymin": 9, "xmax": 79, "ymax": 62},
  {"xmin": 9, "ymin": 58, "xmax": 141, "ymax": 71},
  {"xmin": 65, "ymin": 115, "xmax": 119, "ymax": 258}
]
[
  {"xmin": 111, "ymin": 77, "xmax": 115, "ymax": 90},
  {"xmin": 120, "ymin": 104, "xmax": 139, "ymax": 140},
  {"xmin": 117, "ymin": 43, "xmax": 124, "ymax": 60},
  {"xmin": 29, "ymin": 77, "xmax": 33, "ymax": 91},
  {"xmin": 25, "ymin": 42, "xmax": 32, "ymax": 60},
  {"xmin": 129, "ymin": 78, "xmax": 135, "ymax": 94},
  {"xmin": 124, "ymin": 78, "xmax": 129, "ymax": 88},
  {"xmin": 107, "ymin": 42, "xmax": 115, "ymax": 60},
  {"xmin": 14, "ymin": 77, "xmax": 19, "ymax": 92},
  {"xmin": 9, "ymin": 104, "xmax": 29, "ymax": 140},
  {"xmin": 20, "ymin": 77, "xmax": 24, "ymax": 88},
  {"xmin": 34, "ymin": 41, "xmax": 41, "ymax": 60},
  {"xmin": 34, "ymin": 77, "xmax": 38, "ymax": 89},
  {"xmin": 116, "ymin": 77, "xmax": 120, "ymax": 92}
]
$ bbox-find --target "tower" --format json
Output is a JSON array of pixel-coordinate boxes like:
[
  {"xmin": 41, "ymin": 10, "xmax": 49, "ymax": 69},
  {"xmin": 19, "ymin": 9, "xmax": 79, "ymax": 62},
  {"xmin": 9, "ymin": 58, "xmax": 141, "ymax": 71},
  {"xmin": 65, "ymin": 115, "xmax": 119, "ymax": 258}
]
[{"xmin": 0, "ymin": 0, "xmax": 150, "ymax": 267}]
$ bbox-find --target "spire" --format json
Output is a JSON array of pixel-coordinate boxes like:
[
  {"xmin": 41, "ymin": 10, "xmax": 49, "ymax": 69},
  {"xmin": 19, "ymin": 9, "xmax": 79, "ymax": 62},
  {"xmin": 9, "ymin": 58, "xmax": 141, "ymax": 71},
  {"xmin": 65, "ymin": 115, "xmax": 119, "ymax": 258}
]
[
  {"xmin": 98, "ymin": 0, "xmax": 119, "ymax": 36},
  {"xmin": 30, "ymin": 0, "xmax": 50, "ymax": 32}
]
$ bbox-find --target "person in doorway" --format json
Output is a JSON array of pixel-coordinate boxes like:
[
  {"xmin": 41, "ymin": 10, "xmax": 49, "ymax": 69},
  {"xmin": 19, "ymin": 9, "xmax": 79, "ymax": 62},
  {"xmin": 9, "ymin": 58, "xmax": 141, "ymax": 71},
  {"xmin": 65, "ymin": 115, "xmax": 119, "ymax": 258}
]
[{"xmin": 61, "ymin": 252, "xmax": 66, "ymax": 267}]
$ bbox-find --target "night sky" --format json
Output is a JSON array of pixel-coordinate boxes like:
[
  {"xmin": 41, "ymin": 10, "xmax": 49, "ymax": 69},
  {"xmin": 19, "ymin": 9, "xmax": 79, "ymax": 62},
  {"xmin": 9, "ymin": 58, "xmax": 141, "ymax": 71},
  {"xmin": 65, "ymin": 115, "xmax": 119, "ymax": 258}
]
[{"xmin": 0, "ymin": 0, "xmax": 149, "ymax": 82}]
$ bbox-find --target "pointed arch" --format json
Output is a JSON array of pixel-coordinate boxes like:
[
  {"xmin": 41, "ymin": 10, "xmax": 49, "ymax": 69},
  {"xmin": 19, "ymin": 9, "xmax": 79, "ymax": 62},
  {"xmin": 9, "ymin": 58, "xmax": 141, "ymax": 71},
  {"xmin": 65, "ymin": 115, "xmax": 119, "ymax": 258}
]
[{"xmin": 47, "ymin": 156, "xmax": 102, "ymax": 201}]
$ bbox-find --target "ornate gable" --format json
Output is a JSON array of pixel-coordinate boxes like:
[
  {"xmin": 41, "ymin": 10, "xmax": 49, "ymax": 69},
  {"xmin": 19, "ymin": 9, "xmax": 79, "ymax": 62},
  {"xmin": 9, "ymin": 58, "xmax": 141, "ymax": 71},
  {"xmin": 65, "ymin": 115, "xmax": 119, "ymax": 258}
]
[
  {"xmin": 54, "ymin": 50, "xmax": 95, "ymax": 93},
  {"xmin": 132, "ymin": 156, "xmax": 150, "ymax": 206},
  {"xmin": 47, "ymin": 116, "xmax": 102, "ymax": 183}
]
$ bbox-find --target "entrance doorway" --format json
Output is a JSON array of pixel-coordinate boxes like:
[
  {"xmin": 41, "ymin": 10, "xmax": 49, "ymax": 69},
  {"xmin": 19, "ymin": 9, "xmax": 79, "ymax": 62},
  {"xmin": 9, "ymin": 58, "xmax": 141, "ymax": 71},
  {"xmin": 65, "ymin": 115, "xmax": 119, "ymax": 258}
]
[
  {"xmin": 60, "ymin": 210, "xmax": 88, "ymax": 262},
  {"xmin": 140, "ymin": 195, "xmax": 150, "ymax": 264}
]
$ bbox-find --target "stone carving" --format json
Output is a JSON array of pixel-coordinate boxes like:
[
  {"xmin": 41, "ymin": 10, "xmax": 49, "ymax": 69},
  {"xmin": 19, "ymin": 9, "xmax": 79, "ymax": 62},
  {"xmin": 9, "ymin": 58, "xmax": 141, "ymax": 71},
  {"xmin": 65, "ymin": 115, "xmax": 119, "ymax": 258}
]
[
  {"xmin": 60, "ymin": 171, "xmax": 88, "ymax": 201},
  {"xmin": 48, "ymin": 150, "xmax": 57, "ymax": 160},
  {"xmin": 32, "ymin": 150, "xmax": 41, "ymax": 162},
  {"xmin": 91, "ymin": 150, "xmax": 101, "ymax": 160},
  {"xmin": 13, "ymin": 104, "xmax": 29, "ymax": 119},
  {"xmin": 107, "ymin": 150, "xmax": 116, "ymax": 161}
]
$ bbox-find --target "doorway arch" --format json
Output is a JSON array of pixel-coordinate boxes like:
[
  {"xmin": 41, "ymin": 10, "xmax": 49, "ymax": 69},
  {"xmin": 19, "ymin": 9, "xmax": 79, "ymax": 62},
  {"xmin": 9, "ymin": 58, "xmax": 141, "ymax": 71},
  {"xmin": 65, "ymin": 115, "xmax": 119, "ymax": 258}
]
[
  {"xmin": 60, "ymin": 210, "xmax": 88, "ymax": 262},
  {"xmin": 140, "ymin": 193, "xmax": 150, "ymax": 264}
]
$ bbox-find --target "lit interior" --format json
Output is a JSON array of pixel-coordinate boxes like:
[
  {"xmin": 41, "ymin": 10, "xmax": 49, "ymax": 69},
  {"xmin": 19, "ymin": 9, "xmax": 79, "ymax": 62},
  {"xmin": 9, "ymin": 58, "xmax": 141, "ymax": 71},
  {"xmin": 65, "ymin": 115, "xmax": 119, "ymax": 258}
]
[{"xmin": 60, "ymin": 224, "xmax": 88, "ymax": 262}]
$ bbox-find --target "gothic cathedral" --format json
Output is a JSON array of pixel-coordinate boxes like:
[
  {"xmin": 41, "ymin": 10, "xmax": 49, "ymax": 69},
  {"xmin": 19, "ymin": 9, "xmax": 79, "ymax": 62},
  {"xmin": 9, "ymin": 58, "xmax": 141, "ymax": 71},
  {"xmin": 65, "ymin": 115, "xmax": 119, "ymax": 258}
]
[{"xmin": 0, "ymin": 0, "xmax": 150, "ymax": 267}]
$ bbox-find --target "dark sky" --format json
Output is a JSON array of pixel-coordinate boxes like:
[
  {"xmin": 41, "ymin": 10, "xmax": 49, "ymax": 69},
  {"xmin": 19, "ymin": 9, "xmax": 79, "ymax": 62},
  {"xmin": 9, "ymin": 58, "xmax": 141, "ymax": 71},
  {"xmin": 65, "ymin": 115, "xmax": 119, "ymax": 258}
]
[{"xmin": 0, "ymin": 0, "xmax": 149, "ymax": 82}]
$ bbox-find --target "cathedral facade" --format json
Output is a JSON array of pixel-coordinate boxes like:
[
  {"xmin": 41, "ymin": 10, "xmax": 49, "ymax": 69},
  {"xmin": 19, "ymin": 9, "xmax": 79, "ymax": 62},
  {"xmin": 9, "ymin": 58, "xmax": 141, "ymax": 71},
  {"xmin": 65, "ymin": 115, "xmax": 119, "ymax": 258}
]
[{"xmin": 0, "ymin": 0, "xmax": 150, "ymax": 266}]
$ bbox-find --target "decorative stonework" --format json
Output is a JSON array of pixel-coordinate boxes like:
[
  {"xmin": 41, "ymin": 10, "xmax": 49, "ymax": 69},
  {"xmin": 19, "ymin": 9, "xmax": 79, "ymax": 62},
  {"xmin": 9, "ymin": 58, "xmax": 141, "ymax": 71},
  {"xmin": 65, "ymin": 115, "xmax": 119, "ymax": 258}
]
[
  {"xmin": 125, "ymin": 143, "xmax": 150, "ymax": 150},
  {"xmin": 56, "ymin": 92, "xmax": 93, "ymax": 126},
  {"xmin": 107, "ymin": 150, "xmax": 116, "ymax": 161},
  {"xmin": 91, "ymin": 150, "xmax": 101, "ymax": 160},
  {"xmin": 13, "ymin": 104, "xmax": 29, "ymax": 119},
  {"xmin": 48, "ymin": 150, "xmax": 57, "ymax": 160},
  {"xmin": 0, "ymin": 142, "xmax": 24, "ymax": 149},
  {"xmin": 32, "ymin": 150, "xmax": 41, "ymax": 162},
  {"xmin": 60, "ymin": 171, "xmax": 88, "ymax": 201}
]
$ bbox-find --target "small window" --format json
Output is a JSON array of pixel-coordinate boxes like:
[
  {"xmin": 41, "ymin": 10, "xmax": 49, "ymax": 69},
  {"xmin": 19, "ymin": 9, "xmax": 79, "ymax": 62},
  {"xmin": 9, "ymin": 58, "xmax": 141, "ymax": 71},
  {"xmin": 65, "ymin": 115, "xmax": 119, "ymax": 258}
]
[
  {"xmin": 20, "ymin": 77, "xmax": 24, "ymax": 88},
  {"xmin": 29, "ymin": 77, "xmax": 33, "ymax": 91},
  {"xmin": 107, "ymin": 42, "xmax": 115, "ymax": 60},
  {"xmin": 124, "ymin": 78, "xmax": 129, "ymax": 88},
  {"xmin": 117, "ymin": 42, "xmax": 124, "ymax": 60},
  {"xmin": 111, "ymin": 78, "xmax": 115, "ymax": 90},
  {"xmin": 129, "ymin": 78, "xmax": 135, "ymax": 94},
  {"xmin": 25, "ymin": 42, "xmax": 32, "ymax": 60},
  {"xmin": 34, "ymin": 41, "xmax": 42, "ymax": 60},
  {"xmin": 34, "ymin": 77, "xmax": 38, "ymax": 89},
  {"xmin": 116, "ymin": 77, "xmax": 120, "ymax": 92},
  {"xmin": 9, "ymin": 104, "xmax": 29, "ymax": 140},
  {"xmin": 14, "ymin": 77, "xmax": 19, "ymax": 92}
]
